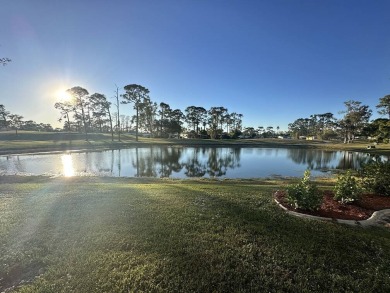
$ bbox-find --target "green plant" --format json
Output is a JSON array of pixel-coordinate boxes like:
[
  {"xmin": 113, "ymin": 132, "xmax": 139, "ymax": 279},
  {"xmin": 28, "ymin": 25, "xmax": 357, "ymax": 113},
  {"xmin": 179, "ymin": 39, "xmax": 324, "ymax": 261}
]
[
  {"xmin": 359, "ymin": 161, "xmax": 390, "ymax": 196},
  {"xmin": 333, "ymin": 171, "xmax": 362, "ymax": 203},
  {"xmin": 286, "ymin": 170, "xmax": 322, "ymax": 211}
]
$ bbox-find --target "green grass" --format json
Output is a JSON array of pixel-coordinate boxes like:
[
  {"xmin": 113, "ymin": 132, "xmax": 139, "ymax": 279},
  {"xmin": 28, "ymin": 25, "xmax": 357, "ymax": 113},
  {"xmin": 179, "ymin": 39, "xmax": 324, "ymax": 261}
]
[{"xmin": 1, "ymin": 177, "xmax": 389, "ymax": 292}]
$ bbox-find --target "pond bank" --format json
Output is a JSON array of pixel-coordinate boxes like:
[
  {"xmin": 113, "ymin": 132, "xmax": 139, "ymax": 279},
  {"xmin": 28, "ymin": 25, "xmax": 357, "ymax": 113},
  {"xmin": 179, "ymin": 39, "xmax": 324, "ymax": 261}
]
[{"xmin": 1, "ymin": 131, "xmax": 390, "ymax": 156}]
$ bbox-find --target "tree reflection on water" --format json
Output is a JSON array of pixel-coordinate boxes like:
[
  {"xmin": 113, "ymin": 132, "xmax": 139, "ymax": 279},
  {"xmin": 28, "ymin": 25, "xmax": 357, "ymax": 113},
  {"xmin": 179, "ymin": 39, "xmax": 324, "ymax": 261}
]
[
  {"xmin": 127, "ymin": 147, "xmax": 242, "ymax": 178},
  {"xmin": 287, "ymin": 148, "xmax": 379, "ymax": 172},
  {"xmin": 0, "ymin": 147, "xmax": 387, "ymax": 178},
  {"xmin": 183, "ymin": 147, "xmax": 206, "ymax": 177}
]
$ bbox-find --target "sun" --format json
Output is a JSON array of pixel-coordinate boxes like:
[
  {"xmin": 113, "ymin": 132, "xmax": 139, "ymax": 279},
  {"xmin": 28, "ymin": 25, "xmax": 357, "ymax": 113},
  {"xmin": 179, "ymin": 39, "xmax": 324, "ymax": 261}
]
[{"xmin": 56, "ymin": 89, "xmax": 72, "ymax": 102}]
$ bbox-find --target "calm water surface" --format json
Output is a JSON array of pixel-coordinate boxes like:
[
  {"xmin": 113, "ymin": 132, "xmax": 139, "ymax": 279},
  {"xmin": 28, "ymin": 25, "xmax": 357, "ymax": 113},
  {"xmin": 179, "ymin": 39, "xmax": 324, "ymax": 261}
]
[{"xmin": 0, "ymin": 147, "xmax": 385, "ymax": 178}]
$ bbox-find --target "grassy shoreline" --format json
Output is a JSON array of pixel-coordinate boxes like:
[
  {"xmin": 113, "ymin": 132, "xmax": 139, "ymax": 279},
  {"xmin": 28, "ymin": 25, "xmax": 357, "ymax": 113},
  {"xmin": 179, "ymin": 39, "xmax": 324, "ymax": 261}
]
[
  {"xmin": 0, "ymin": 176, "xmax": 389, "ymax": 292},
  {"xmin": 2, "ymin": 130, "xmax": 390, "ymax": 156}
]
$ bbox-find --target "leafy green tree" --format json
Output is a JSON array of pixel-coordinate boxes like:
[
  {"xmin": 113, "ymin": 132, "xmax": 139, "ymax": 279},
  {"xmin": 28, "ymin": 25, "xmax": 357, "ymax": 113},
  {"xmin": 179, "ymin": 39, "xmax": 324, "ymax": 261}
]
[
  {"xmin": 54, "ymin": 101, "xmax": 74, "ymax": 132},
  {"xmin": 165, "ymin": 109, "xmax": 184, "ymax": 137},
  {"xmin": 376, "ymin": 120, "xmax": 390, "ymax": 142},
  {"xmin": 288, "ymin": 118, "xmax": 310, "ymax": 138},
  {"xmin": 20, "ymin": 121, "xmax": 53, "ymax": 132},
  {"xmin": 266, "ymin": 126, "xmax": 274, "ymax": 137},
  {"xmin": 185, "ymin": 106, "xmax": 207, "ymax": 134},
  {"xmin": 229, "ymin": 112, "xmax": 239, "ymax": 132},
  {"xmin": 158, "ymin": 102, "xmax": 171, "ymax": 137},
  {"xmin": 219, "ymin": 108, "xmax": 229, "ymax": 132},
  {"xmin": 308, "ymin": 113, "xmax": 336, "ymax": 139},
  {"xmin": 316, "ymin": 112, "xmax": 336, "ymax": 139},
  {"xmin": 376, "ymin": 94, "xmax": 390, "ymax": 119},
  {"xmin": 121, "ymin": 84, "xmax": 150, "ymax": 141},
  {"xmin": 339, "ymin": 100, "xmax": 372, "ymax": 143},
  {"xmin": 237, "ymin": 113, "xmax": 243, "ymax": 131},
  {"xmin": 39, "ymin": 123, "xmax": 53, "ymax": 132},
  {"xmin": 139, "ymin": 100, "xmax": 157, "ymax": 137},
  {"xmin": 0, "ymin": 104, "xmax": 10, "ymax": 128},
  {"xmin": 208, "ymin": 106, "xmax": 227, "ymax": 139},
  {"xmin": 363, "ymin": 118, "xmax": 390, "ymax": 142},
  {"xmin": 257, "ymin": 126, "xmax": 264, "ymax": 137},
  {"xmin": 288, "ymin": 113, "xmax": 336, "ymax": 140},
  {"xmin": 89, "ymin": 93, "xmax": 114, "ymax": 141},
  {"xmin": 243, "ymin": 127, "xmax": 255, "ymax": 138},
  {"xmin": 224, "ymin": 113, "xmax": 232, "ymax": 133},
  {"xmin": 21, "ymin": 120, "xmax": 38, "ymax": 131},
  {"xmin": 8, "ymin": 114, "xmax": 23, "ymax": 134},
  {"xmin": 66, "ymin": 86, "xmax": 90, "ymax": 139}
]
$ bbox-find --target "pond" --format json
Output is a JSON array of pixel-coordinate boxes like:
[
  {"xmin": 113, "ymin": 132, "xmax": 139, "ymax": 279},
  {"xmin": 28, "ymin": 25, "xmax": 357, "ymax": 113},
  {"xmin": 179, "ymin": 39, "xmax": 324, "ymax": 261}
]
[{"xmin": 0, "ymin": 147, "xmax": 386, "ymax": 178}]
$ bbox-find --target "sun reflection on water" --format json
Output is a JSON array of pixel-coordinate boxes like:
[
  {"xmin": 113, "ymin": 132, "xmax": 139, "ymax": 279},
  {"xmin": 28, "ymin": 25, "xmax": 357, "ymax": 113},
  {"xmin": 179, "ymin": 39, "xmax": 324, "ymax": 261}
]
[{"xmin": 61, "ymin": 154, "xmax": 74, "ymax": 177}]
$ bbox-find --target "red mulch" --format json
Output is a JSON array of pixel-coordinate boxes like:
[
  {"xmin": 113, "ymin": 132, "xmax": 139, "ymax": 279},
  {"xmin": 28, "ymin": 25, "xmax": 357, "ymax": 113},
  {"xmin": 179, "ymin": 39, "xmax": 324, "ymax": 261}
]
[{"xmin": 274, "ymin": 190, "xmax": 390, "ymax": 221}]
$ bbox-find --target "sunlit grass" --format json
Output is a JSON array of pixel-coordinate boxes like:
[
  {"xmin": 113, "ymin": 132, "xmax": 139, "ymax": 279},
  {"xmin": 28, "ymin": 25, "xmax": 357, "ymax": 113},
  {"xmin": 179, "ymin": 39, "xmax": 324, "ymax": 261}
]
[{"xmin": 0, "ymin": 177, "xmax": 389, "ymax": 292}]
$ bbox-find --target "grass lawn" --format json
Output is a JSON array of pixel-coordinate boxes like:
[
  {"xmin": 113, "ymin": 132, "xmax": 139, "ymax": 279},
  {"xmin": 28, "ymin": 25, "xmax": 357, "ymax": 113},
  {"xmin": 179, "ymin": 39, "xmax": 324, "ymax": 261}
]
[{"xmin": 1, "ymin": 176, "xmax": 389, "ymax": 292}]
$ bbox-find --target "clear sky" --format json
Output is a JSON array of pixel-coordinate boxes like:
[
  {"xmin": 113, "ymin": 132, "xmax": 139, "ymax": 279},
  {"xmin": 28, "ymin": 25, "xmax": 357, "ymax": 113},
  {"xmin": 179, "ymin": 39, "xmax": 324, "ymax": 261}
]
[{"xmin": 1, "ymin": 0, "xmax": 390, "ymax": 130}]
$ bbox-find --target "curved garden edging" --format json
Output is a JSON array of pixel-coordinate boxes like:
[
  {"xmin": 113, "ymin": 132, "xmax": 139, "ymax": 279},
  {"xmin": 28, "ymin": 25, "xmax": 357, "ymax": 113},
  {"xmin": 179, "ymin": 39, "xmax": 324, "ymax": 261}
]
[{"xmin": 274, "ymin": 198, "xmax": 390, "ymax": 228}]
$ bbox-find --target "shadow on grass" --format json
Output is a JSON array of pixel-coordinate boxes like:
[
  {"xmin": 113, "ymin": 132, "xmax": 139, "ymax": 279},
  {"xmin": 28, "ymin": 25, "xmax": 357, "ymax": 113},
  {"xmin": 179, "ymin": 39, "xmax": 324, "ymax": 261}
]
[
  {"xmin": 128, "ymin": 183, "xmax": 390, "ymax": 292},
  {"xmin": 1, "ymin": 178, "xmax": 390, "ymax": 292}
]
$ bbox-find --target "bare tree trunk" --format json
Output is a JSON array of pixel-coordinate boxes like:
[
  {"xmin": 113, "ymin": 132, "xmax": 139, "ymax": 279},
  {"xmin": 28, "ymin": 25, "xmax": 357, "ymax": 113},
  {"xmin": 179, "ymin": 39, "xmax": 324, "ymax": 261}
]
[
  {"xmin": 135, "ymin": 106, "xmax": 139, "ymax": 141},
  {"xmin": 114, "ymin": 85, "xmax": 121, "ymax": 141},
  {"xmin": 108, "ymin": 110, "xmax": 114, "ymax": 141},
  {"xmin": 80, "ymin": 106, "xmax": 88, "ymax": 140}
]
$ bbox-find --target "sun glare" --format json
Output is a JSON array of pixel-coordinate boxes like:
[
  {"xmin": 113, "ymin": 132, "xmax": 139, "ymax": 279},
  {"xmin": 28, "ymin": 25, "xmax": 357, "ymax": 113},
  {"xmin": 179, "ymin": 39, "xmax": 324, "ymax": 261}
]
[
  {"xmin": 56, "ymin": 89, "xmax": 71, "ymax": 102},
  {"xmin": 61, "ymin": 154, "xmax": 75, "ymax": 177}
]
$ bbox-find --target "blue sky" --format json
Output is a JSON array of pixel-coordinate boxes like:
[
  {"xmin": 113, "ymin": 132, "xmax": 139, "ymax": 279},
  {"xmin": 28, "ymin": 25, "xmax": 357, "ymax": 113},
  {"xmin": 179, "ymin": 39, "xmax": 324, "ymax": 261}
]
[{"xmin": 1, "ymin": 0, "xmax": 390, "ymax": 130}]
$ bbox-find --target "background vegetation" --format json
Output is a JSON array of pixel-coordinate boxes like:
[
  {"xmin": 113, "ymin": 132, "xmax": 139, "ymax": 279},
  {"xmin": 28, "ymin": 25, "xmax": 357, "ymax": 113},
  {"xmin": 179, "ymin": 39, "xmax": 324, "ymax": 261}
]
[{"xmin": 1, "ymin": 86, "xmax": 389, "ymax": 143}]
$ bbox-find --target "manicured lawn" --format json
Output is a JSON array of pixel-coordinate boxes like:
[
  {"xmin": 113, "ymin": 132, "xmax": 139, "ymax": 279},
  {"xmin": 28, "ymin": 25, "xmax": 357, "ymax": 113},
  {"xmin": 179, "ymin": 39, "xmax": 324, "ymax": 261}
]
[{"xmin": 1, "ymin": 176, "xmax": 389, "ymax": 292}]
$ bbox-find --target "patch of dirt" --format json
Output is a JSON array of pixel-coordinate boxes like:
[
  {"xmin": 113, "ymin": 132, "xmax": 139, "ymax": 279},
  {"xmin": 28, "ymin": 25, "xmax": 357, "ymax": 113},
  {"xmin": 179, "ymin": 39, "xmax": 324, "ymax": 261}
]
[{"xmin": 274, "ymin": 190, "xmax": 390, "ymax": 221}]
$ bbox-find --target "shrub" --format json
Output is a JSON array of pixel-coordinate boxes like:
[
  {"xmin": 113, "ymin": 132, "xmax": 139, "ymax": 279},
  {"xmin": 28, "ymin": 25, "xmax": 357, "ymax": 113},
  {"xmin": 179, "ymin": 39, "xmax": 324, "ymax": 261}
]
[
  {"xmin": 333, "ymin": 171, "xmax": 362, "ymax": 203},
  {"xmin": 287, "ymin": 170, "xmax": 322, "ymax": 211},
  {"xmin": 359, "ymin": 161, "xmax": 390, "ymax": 196}
]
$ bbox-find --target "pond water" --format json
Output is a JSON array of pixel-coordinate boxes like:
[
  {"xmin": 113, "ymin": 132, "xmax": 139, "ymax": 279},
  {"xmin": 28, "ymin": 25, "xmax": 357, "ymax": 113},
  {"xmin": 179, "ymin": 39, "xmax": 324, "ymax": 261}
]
[{"xmin": 0, "ymin": 147, "xmax": 386, "ymax": 178}]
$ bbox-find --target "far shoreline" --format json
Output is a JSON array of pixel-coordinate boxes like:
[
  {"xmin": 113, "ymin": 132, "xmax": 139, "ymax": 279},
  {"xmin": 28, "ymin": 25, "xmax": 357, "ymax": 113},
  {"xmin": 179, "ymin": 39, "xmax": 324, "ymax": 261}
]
[{"xmin": 1, "ymin": 131, "xmax": 390, "ymax": 156}]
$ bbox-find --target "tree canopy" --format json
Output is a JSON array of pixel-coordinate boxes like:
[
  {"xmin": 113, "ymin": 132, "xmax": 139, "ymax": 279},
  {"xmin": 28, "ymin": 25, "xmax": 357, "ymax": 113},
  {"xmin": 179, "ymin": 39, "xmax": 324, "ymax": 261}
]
[
  {"xmin": 121, "ymin": 84, "xmax": 151, "ymax": 141},
  {"xmin": 377, "ymin": 95, "xmax": 390, "ymax": 119}
]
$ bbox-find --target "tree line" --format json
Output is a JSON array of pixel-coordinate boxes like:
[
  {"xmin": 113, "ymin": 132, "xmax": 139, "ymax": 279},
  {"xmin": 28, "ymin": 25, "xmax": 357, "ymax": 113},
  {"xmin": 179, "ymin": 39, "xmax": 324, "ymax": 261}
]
[
  {"xmin": 0, "ymin": 104, "xmax": 53, "ymax": 134},
  {"xmin": 288, "ymin": 96, "xmax": 390, "ymax": 143},
  {"xmin": 53, "ymin": 84, "xmax": 245, "ymax": 141},
  {"xmin": 1, "ymin": 81, "xmax": 389, "ymax": 143}
]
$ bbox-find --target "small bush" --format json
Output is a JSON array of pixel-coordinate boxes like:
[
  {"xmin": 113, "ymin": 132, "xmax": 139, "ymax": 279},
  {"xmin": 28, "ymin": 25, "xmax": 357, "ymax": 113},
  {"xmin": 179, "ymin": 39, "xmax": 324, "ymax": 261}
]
[
  {"xmin": 287, "ymin": 170, "xmax": 322, "ymax": 211},
  {"xmin": 359, "ymin": 161, "xmax": 390, "ymax": 196},
  {"xmin": 333, "ymin": 171, "xmax": 362, "ymax": 203}
]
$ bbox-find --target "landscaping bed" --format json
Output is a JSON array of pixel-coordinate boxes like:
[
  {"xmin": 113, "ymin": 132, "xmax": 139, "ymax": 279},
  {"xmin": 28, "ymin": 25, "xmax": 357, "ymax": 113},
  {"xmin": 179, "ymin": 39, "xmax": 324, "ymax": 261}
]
[{"xmin": 274, "ymin": 190, "xmax": 390, "ymax": 220}]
